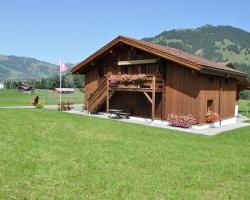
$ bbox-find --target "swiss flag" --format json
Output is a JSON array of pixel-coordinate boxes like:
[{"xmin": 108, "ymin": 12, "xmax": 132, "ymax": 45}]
[{"xmin": 60, "ymin": 60, "xmax": 67, "ymax": 73}]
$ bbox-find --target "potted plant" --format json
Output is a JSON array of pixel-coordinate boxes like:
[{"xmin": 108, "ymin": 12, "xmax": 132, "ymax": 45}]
[{"xmin": 206, "ymin": 111, "xmax": 220, "ymax": 125}]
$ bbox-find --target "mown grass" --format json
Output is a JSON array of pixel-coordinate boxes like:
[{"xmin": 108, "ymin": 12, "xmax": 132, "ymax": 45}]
[
  {"xmin": 0, "ymin": 89, "xmax": 83, "ymax": 106},
  {"xmin": 0, "ymin": 109, "xmax": 249, "ymax": 199},
  {"xmin": 239, "ymin": 100, "xmax": 250, "ymax": 117}
]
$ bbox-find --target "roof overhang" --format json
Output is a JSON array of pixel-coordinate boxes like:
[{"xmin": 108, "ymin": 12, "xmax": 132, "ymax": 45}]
[{"xmin": 200, "ymin": 65, "xmax": 246, "ymax": 78}]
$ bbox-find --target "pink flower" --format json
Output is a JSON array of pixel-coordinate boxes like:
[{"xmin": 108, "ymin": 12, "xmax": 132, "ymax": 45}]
[{"xmin": 167, "ymin": 114, "xmax": 197, "ymax": 128}]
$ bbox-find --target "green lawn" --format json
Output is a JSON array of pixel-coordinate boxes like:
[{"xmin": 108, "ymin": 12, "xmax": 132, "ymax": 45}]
[
  {"xmin": 0, "ymin": 89, "xmax": 84, "ymax": 106},
  {"xmin": 0, "ymin": 109, "xmax": 249, "ymax": 199},
  {"xmin": 239, "ymin": 100, "xmax": 250, "ymax": 117}
]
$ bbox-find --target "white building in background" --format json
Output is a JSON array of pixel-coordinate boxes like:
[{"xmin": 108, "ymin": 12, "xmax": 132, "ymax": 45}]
[{"xmin": 0, "ymin": 81, "xmax": 4, "ymax": 89}]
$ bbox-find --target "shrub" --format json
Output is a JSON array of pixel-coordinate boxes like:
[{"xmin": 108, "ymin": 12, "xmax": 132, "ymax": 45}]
[
  {"xmin": 167, "ymin": 114, "xmax": 197, "ymax": 128},
  {"xmin": 35, "ymin": 103, "xmax": 44, "ymax": 109},
  {"xmin": 206, "ymin": 111, "xmax": 220, "ymax": 123}
]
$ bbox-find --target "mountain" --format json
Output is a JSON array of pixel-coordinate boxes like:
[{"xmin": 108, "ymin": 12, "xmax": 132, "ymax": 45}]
[
  {"xmin": 143, "ymin": 25, "xmax": 250, "ymax": 77},
  {"xmin": 0, "ymin": 55, "xmax": 74, "ymax": 80}
]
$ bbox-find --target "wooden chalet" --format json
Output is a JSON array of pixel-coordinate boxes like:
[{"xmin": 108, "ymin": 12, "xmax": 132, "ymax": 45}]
[{"xmin": 71, "ymin": 36, "xmax": 250, "ymax": 124}]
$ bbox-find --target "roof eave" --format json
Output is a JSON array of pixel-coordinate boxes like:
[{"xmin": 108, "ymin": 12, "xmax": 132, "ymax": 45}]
[
  {"xmin": 71, "ymin": 36, "xmax": 122, "ymax": 74},
  {"xmin": 200, "ymin": 65, "xmax": 246, "ymax": 78}
]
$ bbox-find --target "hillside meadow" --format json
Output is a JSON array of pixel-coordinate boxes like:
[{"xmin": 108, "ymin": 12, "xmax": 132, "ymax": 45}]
[{"xmin": 0, "ymin": 109, "xmax": 249, "ymax": 199}]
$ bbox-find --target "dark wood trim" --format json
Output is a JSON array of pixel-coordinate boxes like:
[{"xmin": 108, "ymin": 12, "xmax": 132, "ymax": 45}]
[
  {"xmin": 106, "ymin": 77, "xmax": 109, "ymax": 113},
  {"xmin": 143, "ymin": 92, "xmax": 152, "ymax": 104},
  {"xmin": 110, "ymin": 87, "xmax": 162, "ymax": 93},
  {"xmin": 152, "ymin": 75, "xmax": 156, "ymax": 121},
  {"xmin": 219, "ymin": 77, "xmax": 223, "ymax": 125}
]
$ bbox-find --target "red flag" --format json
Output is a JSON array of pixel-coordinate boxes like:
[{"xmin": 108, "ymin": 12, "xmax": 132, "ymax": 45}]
[{"xmin": 60, "ymin": 60, "xmax": 67, "ymax": 72}]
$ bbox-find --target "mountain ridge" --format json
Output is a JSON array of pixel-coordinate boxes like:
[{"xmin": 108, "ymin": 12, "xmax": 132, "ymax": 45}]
[
  {"xmin": 143, "ymin": 25, "xmax": 250, "ymax": 77},
  {"xmin": 0, "ymin": 54, "xmax": 74, "ymax": 80}
]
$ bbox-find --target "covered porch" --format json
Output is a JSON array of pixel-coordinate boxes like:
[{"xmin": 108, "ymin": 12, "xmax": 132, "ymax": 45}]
[{"xmin": 87, "ymin": 74, "xmax": 164, "ymax": 120}]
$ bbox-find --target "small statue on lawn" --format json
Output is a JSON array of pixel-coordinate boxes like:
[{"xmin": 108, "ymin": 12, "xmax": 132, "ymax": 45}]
[{"xmin": 32, "ymin": 96, "xmax": 39, "ymax": 106}]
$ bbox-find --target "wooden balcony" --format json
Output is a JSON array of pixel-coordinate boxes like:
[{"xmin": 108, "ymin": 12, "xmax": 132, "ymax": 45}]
[
  {"xmin": 107, "ymin": 75, "xmax": 164, "ymax": 120},
  {"xmin": 109, "ymin": 75, "xmax": 164, "ymax": 93}
]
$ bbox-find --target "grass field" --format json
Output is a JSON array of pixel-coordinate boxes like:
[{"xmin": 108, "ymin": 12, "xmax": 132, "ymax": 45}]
[
  {"xmin": 239, "ymin": 100, "xmax": 250, "ymax": 117},
  {"xmin": 0, "ymin": 89, "xmax": 84, "ymax": 106},
  {"xmin": 0, "ymin": 109, "xmax": 249, "ymax": 199}
]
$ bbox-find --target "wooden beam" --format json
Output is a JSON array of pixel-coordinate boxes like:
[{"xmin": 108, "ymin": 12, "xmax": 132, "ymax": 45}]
[
  {"xmin": 152, "ymin": 75, "xmax": 156, "ymax": 121},
  {"xmin": 143, "ymin": 92, "xmax": 152, "ymax": 104},
  {"xmin": 106, "ymin": 78, "xmax": 109, "ymax": 113},
  {"xmin": 110, "ymin": 87, "xmax": 163, "ymax": 92},
  {"xmin": 118, "ymin": 59, "xmax": 157, "ymax": 66}
]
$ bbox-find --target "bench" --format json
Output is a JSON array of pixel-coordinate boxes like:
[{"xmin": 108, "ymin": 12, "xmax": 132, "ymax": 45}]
[
  {"xmin": 109, "ymin": 108, "xmax": 132, "ymax": 119},
  {"xmin": 57, "ymin": 101, "xmax": 74, "ymax": 111}
]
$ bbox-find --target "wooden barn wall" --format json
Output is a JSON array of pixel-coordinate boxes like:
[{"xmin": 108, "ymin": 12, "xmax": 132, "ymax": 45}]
[
  {"xmin": 164, "ymin": 61, "xmax": 237, "ymax": 124},
  {"xmin": 220, "ymin": 79, "xmax": 237, "ymax": 119},
  {"xmin": 84, "ymin": 69, "xmax": 99, "ymax": 106},
  {"xmin": 198, "ymin": 76, "xmax": 237, "ymax": 123},
  {"xmin": 197, "ymin": 74, "xmax": 220, "ymax": 123},
  {"xmin": 95, "ymin": 43, "xmax": 158, "ymax": 75},
  {"xmin": 164, "ymin": 62, "xmax": 201, "ymax": 121}
]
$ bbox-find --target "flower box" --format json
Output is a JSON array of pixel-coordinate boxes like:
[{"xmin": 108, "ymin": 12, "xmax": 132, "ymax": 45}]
[
  {"xmin": 108, "ymin": 74, "xmax": 147, "ymax": 87},
  {"xmin": 167, "ymin": 114, "xmax": 197, "ymax": 128}
]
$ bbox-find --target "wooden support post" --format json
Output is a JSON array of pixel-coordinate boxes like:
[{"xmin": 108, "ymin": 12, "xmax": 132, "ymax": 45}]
[
  {"xmin": 106, "ymin": 77, "xmax": 109, "ymax": 114},
  {"xmin": 152, "ymin": 75, "xmax": 156, "ymax": 121}
]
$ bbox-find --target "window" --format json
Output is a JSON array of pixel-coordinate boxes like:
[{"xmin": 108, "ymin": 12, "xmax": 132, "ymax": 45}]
[{"xmin": 207, "ymin": 100, "xmax": 214, "ymax": 112}]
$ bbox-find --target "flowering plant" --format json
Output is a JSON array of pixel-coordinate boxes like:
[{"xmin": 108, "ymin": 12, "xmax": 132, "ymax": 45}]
[
  {"xmin": 206, "ymin": 111, "xmax": 220, "ymax": 123},
  {"xmin": 167, "ymin": 114, "xmax": 197, "ymax": 128},
  {"xmin": 131, "ymin": 74, "xmax": 147, "ymax": 84},
  {"xmin": 109, "ymin": 74, "xmax": 147, "ymax": 85},
  {"xmin": 120, "ymin": 74, "xmax": 133, "ymax": 84},
  {"xmin": 109, "ymin": 75, "xmax": 118, "ymax": 85}
]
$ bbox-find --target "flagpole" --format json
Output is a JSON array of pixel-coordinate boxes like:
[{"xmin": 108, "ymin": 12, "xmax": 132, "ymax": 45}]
[{"xmin": 59, "ymin": 57, "xmax": 62, "ymax": 111}]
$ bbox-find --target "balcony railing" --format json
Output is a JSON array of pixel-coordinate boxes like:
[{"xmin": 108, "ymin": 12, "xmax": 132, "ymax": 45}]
[{"xmin": 108, "ymin": 74, "xmax": 164, "ymax": 91}]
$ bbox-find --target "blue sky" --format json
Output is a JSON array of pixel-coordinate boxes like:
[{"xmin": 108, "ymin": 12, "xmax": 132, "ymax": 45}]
[{"xmin": 0, "ymin": 0, "xmax": 250, "ymax": 64}]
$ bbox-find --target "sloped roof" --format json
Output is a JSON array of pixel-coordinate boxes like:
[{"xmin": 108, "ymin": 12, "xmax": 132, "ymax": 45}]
[{"xmin": 71, "ymin": 35, "xmax": 246, "ymax": 77}]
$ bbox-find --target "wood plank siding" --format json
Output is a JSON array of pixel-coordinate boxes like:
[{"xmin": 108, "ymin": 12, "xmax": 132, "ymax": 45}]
[{"xmin": 164, "ymin": 62, "xmax": 237, "ymax": 123}]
